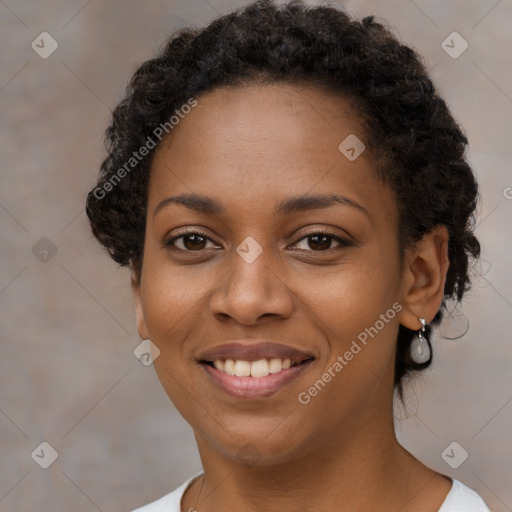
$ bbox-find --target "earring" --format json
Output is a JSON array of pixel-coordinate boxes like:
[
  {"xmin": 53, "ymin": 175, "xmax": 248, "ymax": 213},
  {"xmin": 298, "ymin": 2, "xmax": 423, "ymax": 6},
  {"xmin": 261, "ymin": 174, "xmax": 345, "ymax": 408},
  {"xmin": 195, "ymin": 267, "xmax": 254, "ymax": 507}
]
[{"xmin": 410, "ymin": 317, "xmax": 430, "ymax": 364}]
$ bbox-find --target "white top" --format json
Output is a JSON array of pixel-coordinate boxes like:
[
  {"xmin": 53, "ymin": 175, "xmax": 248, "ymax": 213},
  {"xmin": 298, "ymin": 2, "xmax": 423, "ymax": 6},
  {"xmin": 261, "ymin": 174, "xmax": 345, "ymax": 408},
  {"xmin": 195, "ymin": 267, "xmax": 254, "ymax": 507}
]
[{"xmin": 131, "ymin": 471, "xmax": 491, "ymax": 511}]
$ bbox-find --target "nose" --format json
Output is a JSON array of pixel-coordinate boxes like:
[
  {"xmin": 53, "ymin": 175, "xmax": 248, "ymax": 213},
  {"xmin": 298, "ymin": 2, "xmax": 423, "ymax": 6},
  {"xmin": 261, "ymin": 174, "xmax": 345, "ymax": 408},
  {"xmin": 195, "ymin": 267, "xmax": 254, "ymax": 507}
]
[{"xmin": 209, "ymin": 240, "xmax": 294, "ymax": 325}]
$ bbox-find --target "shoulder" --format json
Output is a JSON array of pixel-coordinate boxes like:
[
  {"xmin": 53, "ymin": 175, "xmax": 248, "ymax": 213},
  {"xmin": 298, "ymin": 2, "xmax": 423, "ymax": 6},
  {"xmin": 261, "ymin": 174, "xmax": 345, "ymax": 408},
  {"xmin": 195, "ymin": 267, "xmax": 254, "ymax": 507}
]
[
  {"xmin": 130, "ymin": 471, "xmax": 204, "ymax": 512},
  {"xmin": 438, "ymin": 479, "xmax": 491, "ymax": 512},
  {"xmin": 129, "ymin": 473, "xmax": 490, "ymax": 511}
]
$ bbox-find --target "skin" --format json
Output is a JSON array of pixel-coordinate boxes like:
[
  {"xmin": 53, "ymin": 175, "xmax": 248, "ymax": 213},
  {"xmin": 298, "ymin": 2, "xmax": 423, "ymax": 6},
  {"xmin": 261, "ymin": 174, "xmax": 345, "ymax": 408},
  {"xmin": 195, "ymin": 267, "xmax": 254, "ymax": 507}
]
[{"xmin": 132, "ymin": 82, "xmax": 451, "ymax": 512}]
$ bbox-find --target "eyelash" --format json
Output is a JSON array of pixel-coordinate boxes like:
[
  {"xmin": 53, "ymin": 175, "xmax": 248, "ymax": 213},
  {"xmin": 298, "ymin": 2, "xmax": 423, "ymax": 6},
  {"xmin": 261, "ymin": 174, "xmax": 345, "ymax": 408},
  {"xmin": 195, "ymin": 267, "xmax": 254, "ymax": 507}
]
[{"xmin": 164, "ymin": 228, "xmax": 353, "ymax": 254}]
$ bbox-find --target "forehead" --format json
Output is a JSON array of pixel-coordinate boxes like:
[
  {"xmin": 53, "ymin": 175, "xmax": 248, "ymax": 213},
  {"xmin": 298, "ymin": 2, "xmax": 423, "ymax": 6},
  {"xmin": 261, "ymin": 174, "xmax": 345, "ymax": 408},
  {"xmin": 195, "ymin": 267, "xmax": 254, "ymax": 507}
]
[{"xmin": 148, "ymin": 82, "xmax": 395, "ymax": 225}]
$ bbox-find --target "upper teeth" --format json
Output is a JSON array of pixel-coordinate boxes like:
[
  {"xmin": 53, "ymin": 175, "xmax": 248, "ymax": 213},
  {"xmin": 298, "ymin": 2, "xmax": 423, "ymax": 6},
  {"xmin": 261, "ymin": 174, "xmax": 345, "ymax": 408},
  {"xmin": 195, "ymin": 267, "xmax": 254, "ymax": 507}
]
[{"xmin": 213, "ymin": 358, "xmax": 293, "ymax": 377}]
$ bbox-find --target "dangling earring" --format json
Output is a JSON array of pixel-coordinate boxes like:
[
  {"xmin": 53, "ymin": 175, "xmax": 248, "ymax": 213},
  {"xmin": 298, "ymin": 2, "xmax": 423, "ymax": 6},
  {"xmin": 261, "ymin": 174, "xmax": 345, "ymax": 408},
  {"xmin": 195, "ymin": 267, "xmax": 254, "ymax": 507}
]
[{"xmin": 410, "ymin": 317, "xmax": 430, "ymax": 364}]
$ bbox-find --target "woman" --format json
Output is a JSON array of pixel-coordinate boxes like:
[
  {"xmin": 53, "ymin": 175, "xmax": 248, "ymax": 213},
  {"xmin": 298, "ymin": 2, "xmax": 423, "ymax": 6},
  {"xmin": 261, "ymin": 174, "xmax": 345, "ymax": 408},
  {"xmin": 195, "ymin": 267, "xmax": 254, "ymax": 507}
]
[{"xmin": 86, "ymin": 1, "xmax": 490, "ymax": 510}]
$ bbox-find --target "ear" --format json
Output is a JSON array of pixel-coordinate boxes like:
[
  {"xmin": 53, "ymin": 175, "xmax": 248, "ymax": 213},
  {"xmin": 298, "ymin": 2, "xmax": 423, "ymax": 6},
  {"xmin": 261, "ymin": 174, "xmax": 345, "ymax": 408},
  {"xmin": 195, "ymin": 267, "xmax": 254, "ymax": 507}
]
[
  {"xmin": 131, "ymin": 268, "xmax": 149, "ymax": 339},
  {"xmin": 398, "ymin": 224, "xmax": 450, "ymax": 330}
]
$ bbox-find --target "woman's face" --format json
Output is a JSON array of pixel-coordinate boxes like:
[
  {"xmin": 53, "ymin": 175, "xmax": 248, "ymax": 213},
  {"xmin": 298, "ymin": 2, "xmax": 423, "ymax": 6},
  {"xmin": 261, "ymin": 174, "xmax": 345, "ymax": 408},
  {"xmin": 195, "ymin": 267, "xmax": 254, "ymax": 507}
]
[{"xmin": 133, "ymin": 82, "xmax": 413, "ymax": 465}]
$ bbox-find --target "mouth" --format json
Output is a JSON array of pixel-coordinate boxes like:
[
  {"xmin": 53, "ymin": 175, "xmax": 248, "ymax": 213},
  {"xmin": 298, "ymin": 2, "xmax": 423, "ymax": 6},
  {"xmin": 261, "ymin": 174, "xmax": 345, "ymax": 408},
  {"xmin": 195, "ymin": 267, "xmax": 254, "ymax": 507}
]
[
  {"xmin": 197, "ymin": 341, "xmax": 315, "ymax": 399},
  {"xmin": 200, "ymin": 357, "xmax": 313, "ymax": 377}
]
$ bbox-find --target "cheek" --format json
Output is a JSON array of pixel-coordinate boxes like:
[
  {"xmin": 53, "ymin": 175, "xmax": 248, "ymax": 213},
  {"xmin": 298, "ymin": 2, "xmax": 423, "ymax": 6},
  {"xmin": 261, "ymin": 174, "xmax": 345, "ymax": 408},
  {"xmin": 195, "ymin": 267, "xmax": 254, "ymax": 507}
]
[
  {"xmin": 138, "ymin": 242, "xmax": 202, "ymax": 361},
  {"xmin": 141, "ymin": 263, "xmax": 209, "ymax": 346},
  {"xmin": 134, "ymin": 225, "xmax": 209, "ymax": 410},
  {"xmin": 297, "ymin": 250, "xmax": 400, "ymax": 330},
  {"xmin": 139, "ymin": 258, "xmax": 212, "ymax": 419},
  {"xmin": 297, "ymin": 248, "xmax": 402, "ymax": 387},
  {"xmin": 292, "ymin": 261, "xmax": 401, "ymax": 421}
]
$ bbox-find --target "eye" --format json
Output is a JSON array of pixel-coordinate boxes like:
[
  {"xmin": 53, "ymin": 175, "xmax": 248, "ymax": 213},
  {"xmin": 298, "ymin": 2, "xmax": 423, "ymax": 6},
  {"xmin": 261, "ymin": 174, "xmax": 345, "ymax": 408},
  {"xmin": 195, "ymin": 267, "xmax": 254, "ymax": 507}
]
[
  {"xmin": 291, "ymin": 230, "xmax": 353, "ymax": 252},
  {"xmin": 164, "ymin": 229, "xmax": 353, "ymax": 254},
  {"xmin": 165, "ymin": 230, "xmax": 219, "ymax": 252}
]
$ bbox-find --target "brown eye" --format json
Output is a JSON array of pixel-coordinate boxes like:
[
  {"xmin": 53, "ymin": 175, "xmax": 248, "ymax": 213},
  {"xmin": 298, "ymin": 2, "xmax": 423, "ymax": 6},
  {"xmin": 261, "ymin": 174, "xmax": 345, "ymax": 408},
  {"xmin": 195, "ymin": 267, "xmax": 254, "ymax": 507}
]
[
  {"xmin": 306, "ymin": 234, "xmax": 332, "ymax": 251},
  {"xmin": 165, "ymin": 231, "xmax": 217, "ymax": 251},
  {"xmin": 293, "ymin": 231, "xmax": 352, "ymax": 252},
  {"xmin": 181, "ymin": 234, "xmax": 207, "ymax": 250}
]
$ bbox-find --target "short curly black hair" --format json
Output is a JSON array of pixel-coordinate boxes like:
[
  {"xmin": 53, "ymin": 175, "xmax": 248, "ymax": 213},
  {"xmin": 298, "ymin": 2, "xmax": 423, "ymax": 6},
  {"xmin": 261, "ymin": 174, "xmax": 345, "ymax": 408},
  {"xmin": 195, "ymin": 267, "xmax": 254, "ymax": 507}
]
[{"xmin": 86, "ymin": 0, "xmax": 480, "ymax": 399}]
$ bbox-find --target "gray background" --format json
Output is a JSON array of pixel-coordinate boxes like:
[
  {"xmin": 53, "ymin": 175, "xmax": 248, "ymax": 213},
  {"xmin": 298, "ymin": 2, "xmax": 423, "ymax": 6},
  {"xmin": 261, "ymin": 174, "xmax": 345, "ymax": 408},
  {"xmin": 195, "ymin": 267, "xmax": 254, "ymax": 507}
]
[{"xmin": 0, "ymin": 0, "xmax": 511, "ymax": 510}]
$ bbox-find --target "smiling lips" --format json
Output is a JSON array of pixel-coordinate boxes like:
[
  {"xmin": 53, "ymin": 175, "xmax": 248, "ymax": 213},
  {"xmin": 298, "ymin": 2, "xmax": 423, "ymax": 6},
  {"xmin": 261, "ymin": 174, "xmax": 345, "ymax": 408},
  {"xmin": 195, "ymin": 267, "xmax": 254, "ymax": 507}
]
[
  {"xmin": 198, "ymin": 341, "xmax": 315, "ymax": 399},
  {"xmin": 213, "ymin": 357, "xmax": 296, "ymax": 377}
]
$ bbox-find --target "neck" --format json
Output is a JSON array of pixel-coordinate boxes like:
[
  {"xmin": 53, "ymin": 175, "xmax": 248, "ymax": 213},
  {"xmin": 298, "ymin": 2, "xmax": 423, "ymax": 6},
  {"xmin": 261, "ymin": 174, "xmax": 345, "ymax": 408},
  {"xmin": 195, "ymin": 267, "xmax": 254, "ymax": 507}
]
[{"xmin": 184, "ymin": 402, "xmax": 433, "ymax": 511}]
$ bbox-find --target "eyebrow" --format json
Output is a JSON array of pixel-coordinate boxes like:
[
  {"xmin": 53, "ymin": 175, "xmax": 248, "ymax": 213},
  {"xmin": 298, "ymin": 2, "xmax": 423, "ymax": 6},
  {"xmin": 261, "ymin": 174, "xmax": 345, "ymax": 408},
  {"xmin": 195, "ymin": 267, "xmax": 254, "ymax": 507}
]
[{"xmin": 153, "ymin": 192, "xmax": 369, "ymax": 218}]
